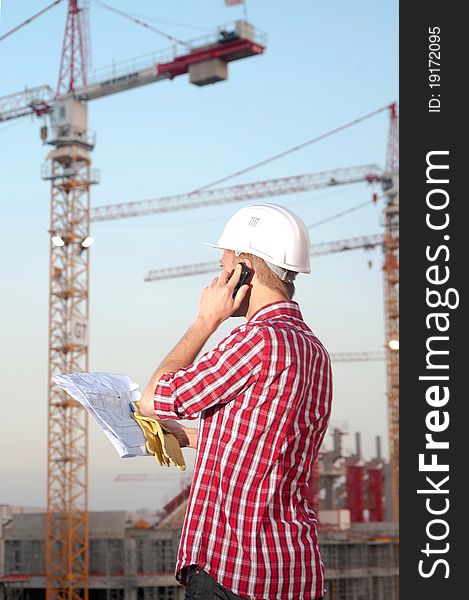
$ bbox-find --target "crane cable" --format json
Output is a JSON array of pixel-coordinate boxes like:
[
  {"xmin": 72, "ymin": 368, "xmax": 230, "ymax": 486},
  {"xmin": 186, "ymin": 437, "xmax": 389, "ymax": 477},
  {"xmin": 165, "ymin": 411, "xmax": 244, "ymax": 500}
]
[
  {"xmin": 91, "ymin": 0, "xmax": 190, "ymax": 48},
  {"xmin": 0, "ymin": 0, "xmax": 64, "ymax": 43},
  {"xmin": 189, "ymin": 103, "xmax": 392, "ymax": 194},
  {"xmin": 307, "ymin": 196, "xmax": 382, "ymax": 229},
  {"xmin": 125, "ymin": 11, "xmax": 211, "ymax": 33}
]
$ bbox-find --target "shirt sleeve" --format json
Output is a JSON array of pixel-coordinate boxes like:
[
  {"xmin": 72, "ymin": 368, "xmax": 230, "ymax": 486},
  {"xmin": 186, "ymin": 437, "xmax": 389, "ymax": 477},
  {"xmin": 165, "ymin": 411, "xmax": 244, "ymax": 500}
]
[{"xmin": 153, "ymin": 325, "xmax": 264, "ymax": 420}]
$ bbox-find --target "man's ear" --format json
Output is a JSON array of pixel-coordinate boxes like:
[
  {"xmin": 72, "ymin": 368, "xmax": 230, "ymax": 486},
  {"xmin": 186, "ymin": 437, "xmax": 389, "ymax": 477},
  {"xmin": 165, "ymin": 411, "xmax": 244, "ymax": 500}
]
[{"xmin": 240, "ymin": 257, "xmax": 253, "ymax": 270}]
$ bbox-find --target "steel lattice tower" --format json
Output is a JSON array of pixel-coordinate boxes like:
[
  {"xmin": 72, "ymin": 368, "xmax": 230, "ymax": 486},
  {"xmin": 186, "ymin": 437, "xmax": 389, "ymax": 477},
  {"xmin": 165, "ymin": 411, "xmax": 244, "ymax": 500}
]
[
  {"xmin": 57, "ymin": 0, "xmax": 88, "ymax": 96},
  {"xmin": 46, "ymin": 2, "xmax": 92, "ymax": 599},
  {"xmin": 382, "ymin": 102, "xmax": 399, "ymax": 522},
  {"xmin": 44, "ymin": 137, "xmax": 94, "ymax": 600}
]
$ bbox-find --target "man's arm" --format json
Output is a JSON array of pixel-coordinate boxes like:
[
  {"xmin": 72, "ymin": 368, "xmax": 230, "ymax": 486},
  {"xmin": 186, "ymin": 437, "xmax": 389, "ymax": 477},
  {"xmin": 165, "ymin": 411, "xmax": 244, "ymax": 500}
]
[
  {"xmin": 138, "ymin": 316, "xmax": 212, "ymax": 451},
  {"xmin": 158, "ymin": 419, "xmax": 199, "ymax": 449},
  {"xmin": 139, "ymin": 264, "xmax": 249, "ymax": 419},
  {"xmin": 139, "ymin": 316, "xmax": 216, "ymax": 417}
]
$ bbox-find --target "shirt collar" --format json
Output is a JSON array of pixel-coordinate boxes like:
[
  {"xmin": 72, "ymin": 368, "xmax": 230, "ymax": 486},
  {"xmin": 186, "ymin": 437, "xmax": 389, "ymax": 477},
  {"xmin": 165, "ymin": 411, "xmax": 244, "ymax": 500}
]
[{"xmin": 248, "ymin": 300, "xmax": 304, "ymax": 324}]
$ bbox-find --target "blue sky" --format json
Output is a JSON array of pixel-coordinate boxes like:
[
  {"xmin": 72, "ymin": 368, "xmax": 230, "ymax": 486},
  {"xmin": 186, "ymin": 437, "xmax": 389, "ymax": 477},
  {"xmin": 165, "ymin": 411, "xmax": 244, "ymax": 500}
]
[{"xmin": 0, "ymin": 1, "xmax": 398, "ymax": 511}]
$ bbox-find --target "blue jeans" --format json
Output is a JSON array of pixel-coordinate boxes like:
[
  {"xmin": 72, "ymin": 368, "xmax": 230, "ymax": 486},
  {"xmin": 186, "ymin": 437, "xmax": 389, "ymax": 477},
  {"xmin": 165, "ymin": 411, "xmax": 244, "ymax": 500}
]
[
  {"xmin": 184, "ymin": 564, "xmax": 244, "ymax": 599},
  {"xmin": 183, "ymin": 564, "xmax": 324, "ymax": 599}
]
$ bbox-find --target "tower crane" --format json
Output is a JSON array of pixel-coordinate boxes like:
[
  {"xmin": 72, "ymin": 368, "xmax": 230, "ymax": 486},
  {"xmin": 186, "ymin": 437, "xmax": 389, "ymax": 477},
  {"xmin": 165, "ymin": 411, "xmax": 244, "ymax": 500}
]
[
  {"xmin": 142, "ymin": 233, "xmax": 384, "ymax": 281},
  {"xmin": 89, "ymin": 164, "xmax": 382, "ymax": 222},
  {"xmin": 382, "ymin": 103, "xmax": 399, "ymax": 521},
  {"xmin": 136, "ymin": 106, "xmax": 399, "ymax": 522},
  {"xmin": 0, "ymin": 3, "xmax": 265, "ymax": 599}
]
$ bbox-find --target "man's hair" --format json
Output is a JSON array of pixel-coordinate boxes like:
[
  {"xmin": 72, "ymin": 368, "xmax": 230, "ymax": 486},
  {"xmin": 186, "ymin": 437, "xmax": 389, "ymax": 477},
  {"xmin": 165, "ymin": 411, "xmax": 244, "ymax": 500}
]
[{"xmin": 239, "ymin": 252, "xmax": 295, "ymax": 300}]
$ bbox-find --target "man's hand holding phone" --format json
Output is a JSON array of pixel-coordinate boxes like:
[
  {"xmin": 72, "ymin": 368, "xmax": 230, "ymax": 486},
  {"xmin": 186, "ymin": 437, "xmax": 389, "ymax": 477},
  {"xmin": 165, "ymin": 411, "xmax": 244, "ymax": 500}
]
[
  {"xmin": 232, "ymin": 262, "xmax": 252, "ymax": 298},
  {"xmin": 196, "ymin": 263, "xmax": 251, "ymax": 331}
]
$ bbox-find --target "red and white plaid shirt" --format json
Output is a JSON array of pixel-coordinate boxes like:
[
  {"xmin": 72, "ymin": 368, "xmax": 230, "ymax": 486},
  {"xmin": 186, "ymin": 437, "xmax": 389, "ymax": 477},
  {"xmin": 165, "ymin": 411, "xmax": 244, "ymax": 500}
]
[{"xmin": 153, "ymin": 300, "xmax": 332, "ymax": 599}]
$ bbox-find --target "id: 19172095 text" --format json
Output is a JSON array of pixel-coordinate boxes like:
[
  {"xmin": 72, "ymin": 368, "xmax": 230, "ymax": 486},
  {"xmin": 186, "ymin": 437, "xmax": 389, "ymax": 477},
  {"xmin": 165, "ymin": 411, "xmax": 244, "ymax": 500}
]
[{"xmin": 428, "ymin": 27, "xmax": 441, "ymax": 113}]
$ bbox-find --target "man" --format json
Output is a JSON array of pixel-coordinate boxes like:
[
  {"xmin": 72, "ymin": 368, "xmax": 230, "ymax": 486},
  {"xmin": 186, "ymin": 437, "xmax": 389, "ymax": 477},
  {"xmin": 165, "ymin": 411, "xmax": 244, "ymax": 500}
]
[{"xmin": 139, "ymin": 203, "xmax": 332, "ymax": 600}]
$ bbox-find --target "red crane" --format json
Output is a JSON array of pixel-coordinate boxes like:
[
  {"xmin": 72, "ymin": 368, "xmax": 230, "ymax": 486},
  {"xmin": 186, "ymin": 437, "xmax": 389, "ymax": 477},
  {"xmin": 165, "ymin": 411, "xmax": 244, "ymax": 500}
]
[
  {"xmin": 382, "ymin": 103, "xmax": 399, "ymax": 522},
  {"xmin": 56, "ymin": 0, "xmax": 88, "ymax": 95}
]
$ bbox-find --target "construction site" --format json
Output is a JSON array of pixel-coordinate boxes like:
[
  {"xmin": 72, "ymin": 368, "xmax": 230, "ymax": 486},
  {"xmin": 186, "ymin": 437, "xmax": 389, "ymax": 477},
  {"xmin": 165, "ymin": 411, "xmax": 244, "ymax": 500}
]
[
  {"xmin": 1, "ymin": 424, "xmax": 399, "ymax": 599},
  {"xmin": 0, "ymin": 2, "xmax": 398, "ymax": 599}
]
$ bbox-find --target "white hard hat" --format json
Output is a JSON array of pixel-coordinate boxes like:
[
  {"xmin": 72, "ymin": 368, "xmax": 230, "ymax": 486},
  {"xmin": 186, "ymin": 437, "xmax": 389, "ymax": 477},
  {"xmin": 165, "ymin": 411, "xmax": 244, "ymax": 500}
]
[{"xmin": 203, "ymin": 203, "xmax": 311, "ymax": 280}]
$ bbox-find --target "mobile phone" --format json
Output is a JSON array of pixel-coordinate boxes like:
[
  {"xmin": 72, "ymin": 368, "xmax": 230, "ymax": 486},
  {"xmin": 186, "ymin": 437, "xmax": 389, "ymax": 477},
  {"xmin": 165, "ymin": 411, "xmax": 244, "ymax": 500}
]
[{"xmin": 232, "ymin": 262, "xmax": 251, "ymax": 298}]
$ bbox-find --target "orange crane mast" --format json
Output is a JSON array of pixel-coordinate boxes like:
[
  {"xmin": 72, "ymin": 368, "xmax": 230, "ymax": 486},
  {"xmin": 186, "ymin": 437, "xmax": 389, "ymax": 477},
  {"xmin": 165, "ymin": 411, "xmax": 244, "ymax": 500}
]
[{"xmin": 45, "ymin": 3, "xmax": 91, "ymax": 599}]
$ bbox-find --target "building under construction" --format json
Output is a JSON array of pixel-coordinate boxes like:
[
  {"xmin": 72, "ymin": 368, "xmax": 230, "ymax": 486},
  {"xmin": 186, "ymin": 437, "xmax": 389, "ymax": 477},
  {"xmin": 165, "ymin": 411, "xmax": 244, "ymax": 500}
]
[{"xmin": 1, "ymin": 431, "xmax": 398, "ymax": 600}]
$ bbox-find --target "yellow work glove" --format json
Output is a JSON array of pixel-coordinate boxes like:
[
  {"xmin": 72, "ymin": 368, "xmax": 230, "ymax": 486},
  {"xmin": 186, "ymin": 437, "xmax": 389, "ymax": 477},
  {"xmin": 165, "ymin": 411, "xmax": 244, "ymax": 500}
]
[{"xmin": 130, "ymin": 401, "xmax": 186, "ymax": 471}]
